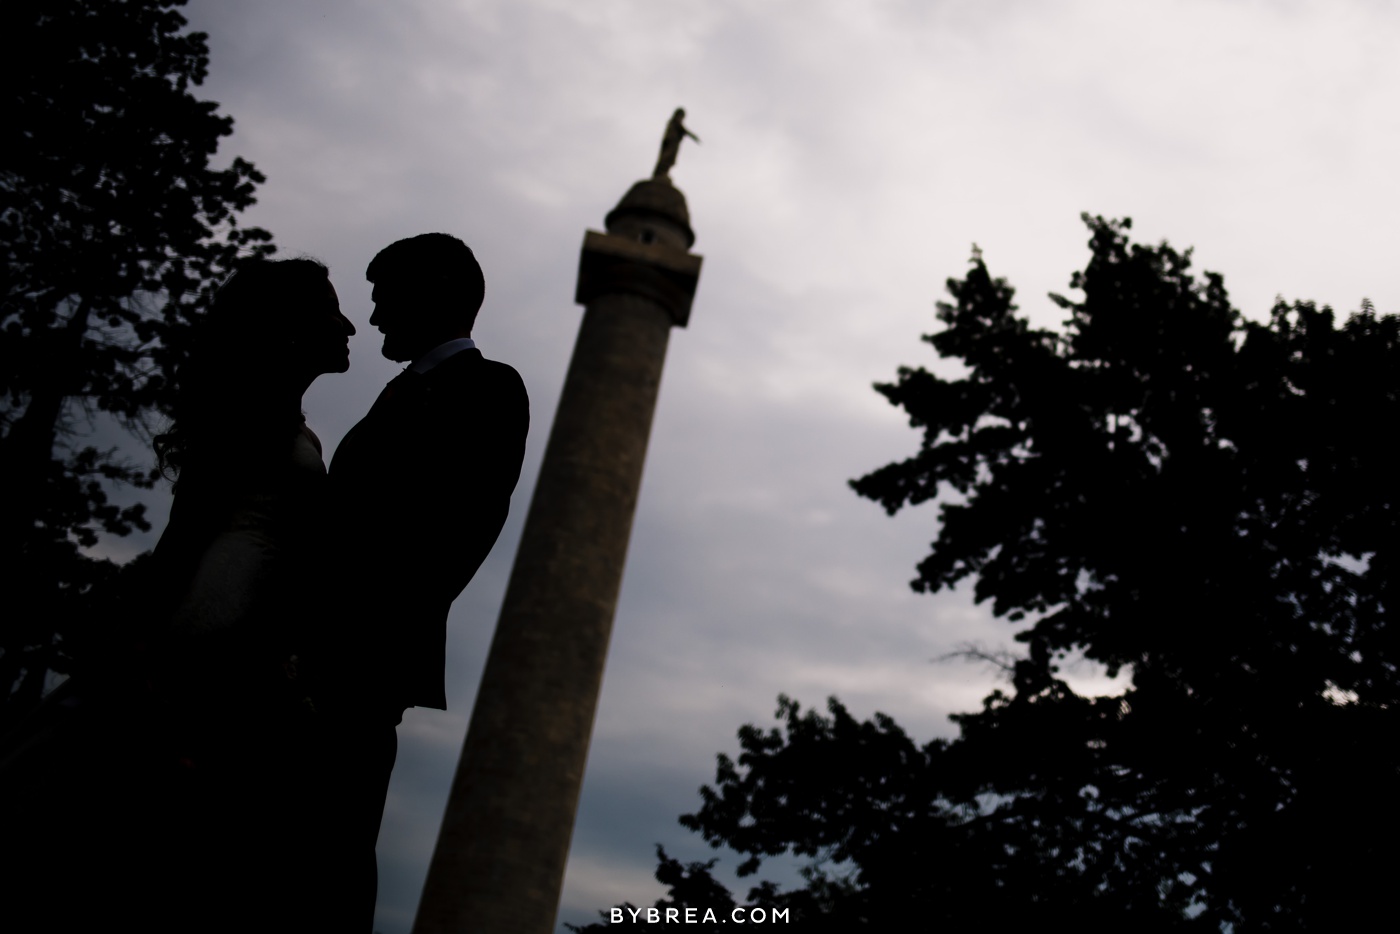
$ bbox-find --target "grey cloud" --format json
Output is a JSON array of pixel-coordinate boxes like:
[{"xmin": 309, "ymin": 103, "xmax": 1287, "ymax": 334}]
[{"xmin": 110, "ymin": 2, "xmax": 1400, "ymax": 929}]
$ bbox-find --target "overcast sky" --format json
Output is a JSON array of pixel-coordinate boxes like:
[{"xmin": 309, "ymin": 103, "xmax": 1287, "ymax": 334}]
[{"xmin": 115, "ymin": 1, "xmax": 1400, "ymax": 929}]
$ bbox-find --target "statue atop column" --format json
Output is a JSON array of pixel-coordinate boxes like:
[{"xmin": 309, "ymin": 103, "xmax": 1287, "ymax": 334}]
[{"xmin": 653, "ymin": 108, "xmax": 699, "ymax": 179}]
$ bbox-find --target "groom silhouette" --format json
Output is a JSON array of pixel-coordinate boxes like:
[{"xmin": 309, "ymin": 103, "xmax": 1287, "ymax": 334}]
[{"xmin": 313, "ymin": 232, "xmax": 528, "ymax": 929}]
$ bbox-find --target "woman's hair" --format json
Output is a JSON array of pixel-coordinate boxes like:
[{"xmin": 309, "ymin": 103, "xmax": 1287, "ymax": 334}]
[{"xmin": 154, "ymin": 257, "xmax": 331, "ymax": 483}]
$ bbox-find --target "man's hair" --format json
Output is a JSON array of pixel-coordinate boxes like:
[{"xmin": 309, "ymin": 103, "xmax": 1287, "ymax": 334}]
[{"xmin": 366, "ymin": 232, "xmax": 485, "ymax": 321}]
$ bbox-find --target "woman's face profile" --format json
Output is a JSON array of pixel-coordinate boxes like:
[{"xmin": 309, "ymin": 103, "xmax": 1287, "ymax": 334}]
[{"xmin": 294, "ymin": 279, "xmax": 356, "ymax": 376}]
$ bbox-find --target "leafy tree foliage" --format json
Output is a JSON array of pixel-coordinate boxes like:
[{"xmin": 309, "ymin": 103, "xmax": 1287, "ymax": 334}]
[
  {"xmin": 0, "ymin": 0, "xmax": 274, "ymax": 719},
  {"xmin": 581, "ymin": 216, "xmax": 1400, "ymax": 931}
]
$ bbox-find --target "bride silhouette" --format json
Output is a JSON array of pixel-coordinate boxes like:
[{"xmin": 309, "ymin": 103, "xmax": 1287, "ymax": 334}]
[
  {"xmin": 1, "ymin": 257, "xmax": 354, "ymax": 932},
  {"xmin": 153, "ymin": 258, "xmax": 351, "ymax": 687},
  {"xmin": 148, "ymin": 257, "xmax": 354, "ymax": 930}
]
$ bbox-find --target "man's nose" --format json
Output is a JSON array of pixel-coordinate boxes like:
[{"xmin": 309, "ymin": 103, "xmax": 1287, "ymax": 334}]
[{"xmin": 341, "ymin": 314, "xmax": 357, "ymax": 336}]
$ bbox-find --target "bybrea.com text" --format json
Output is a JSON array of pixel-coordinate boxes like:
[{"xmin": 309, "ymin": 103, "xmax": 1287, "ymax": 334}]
[{"xmin": 610, "ymin": 906, "xmax": 791, "ymax": 924}]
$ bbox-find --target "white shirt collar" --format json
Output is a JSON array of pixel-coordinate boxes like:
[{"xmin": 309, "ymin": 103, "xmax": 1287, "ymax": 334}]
[{"xmin": 409, "ymin": 337, "xmax": 476, "ymax": 374}]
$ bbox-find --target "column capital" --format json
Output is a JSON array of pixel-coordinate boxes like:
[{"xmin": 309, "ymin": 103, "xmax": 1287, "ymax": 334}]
[{"xmin": 575, "ymin": 230, "xmax": 702, "ymax": 327}]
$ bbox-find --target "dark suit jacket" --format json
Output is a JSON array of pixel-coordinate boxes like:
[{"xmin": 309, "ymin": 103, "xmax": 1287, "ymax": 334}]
[{"xmin": 323, "ymin": 347, "xmax": 528, "ymax": 711}]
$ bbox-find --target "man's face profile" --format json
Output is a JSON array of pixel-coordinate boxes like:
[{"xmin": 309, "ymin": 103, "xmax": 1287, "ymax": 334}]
[
  {"xmin": 369, "ymin": 278, "xmax": 428, "ymax": 362},
  {"xmin": 369, "ymin": 269, "xmax": 473, "ymax": 363}
]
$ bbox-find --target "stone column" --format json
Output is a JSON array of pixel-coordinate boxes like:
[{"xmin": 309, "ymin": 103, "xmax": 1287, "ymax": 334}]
[{"xmin": 413, "ymin": 176, "xmax": 702, "ymax": 934}]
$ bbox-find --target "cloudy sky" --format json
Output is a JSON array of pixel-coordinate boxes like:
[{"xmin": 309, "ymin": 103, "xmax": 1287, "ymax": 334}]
[{"xmin": 118, "ymin": 0, "xmax": 1400, "ymax": 929}]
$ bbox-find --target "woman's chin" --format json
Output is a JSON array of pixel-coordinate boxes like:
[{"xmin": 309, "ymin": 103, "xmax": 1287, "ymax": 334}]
[{"xmin": 312, "ymin": 355, "xmax": 351, "ymax": 377}]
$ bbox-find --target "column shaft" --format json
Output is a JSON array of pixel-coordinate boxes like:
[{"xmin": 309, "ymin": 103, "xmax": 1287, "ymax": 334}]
[{"xmin": 414, "ymin": 293, "xmax": 673, "ymax": 933}]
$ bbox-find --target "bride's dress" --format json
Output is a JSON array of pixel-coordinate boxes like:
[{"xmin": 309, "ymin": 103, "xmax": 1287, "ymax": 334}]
[
  {"xmin": 3, "ymin": 423, "xmax": 332, "ymax": 931},
  {"xmin": 147, "ymin": 421, "xmax": 331, "ymax": 929},
  {"xmin": 161, "ymin": 422, "xmax": 328, "ymax": 651}
]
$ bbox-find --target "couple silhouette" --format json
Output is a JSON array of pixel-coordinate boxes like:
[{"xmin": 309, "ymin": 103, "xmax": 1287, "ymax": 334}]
[{"xmin": 143, "ymin": 233, "xmax": 528, "ymax": 930}]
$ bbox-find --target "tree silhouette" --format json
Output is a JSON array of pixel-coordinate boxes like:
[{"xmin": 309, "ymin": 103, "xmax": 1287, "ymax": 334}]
[
  {"xmin": 0, "ymin": 0, "xmax": 274, "ymax": 719},
  {"xmin": 579, "ymin": 215, "xmax": 1400, "ymax": 931}
]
